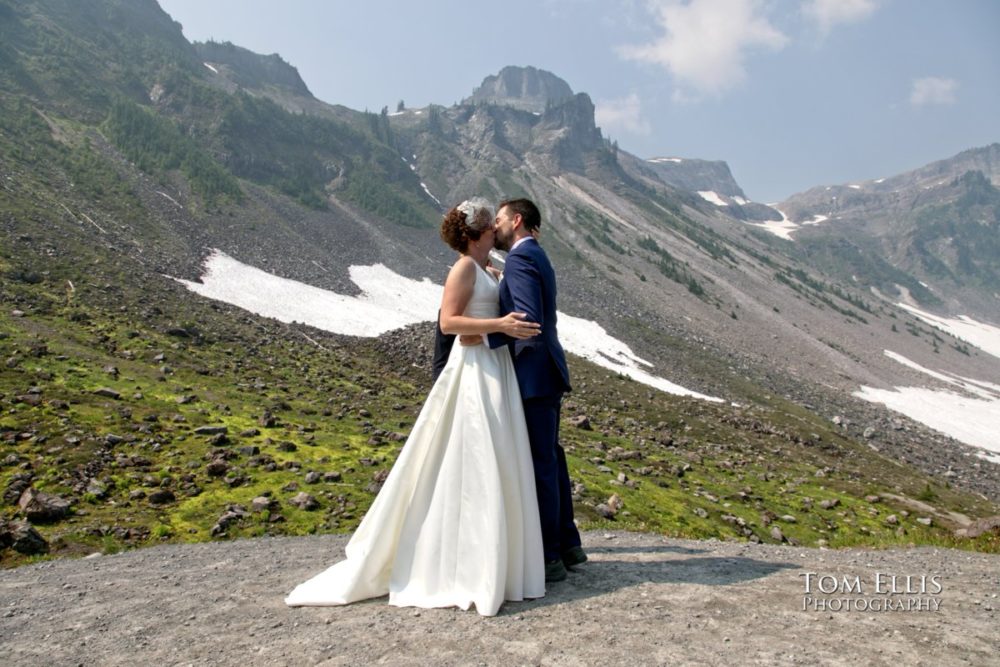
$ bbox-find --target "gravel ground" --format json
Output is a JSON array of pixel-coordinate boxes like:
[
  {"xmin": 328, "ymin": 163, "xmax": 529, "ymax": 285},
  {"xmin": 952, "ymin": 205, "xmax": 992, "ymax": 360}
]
[{"xmin": 2, "ymin": 531, "xmax": 998, "ymax": 666}]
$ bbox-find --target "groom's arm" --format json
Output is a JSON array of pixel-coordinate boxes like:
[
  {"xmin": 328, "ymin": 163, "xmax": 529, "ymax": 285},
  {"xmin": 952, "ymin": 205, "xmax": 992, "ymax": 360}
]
[{"xmin": 488, "ymin": 253, "xmax": 543, "ymax": 350}]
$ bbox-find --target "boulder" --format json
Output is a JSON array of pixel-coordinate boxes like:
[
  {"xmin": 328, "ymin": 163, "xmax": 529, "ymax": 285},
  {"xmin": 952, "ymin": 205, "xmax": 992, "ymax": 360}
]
[
  {"xmin": 2, "ymin": 521, "xmax": 48, "ymax": 555},
  {"xmin": 18, "ymin": 488, "xmax": 72, "ymax": 522}
]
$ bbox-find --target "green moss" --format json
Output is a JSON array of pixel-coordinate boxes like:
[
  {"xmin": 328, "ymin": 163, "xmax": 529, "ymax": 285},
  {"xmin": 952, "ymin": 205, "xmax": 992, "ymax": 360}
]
[{"xmin": 1, "ymin": 235, "xmax": 998, "ymax": 568}]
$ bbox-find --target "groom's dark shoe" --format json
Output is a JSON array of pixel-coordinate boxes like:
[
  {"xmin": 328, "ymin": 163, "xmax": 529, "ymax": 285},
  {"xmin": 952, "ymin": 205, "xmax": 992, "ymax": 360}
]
[
  {"xmin": 562, "ymin": 545, "xmax": 588, "ymax": 569},
  {"xmin": 545, "ymin": 559, "xmax": 568, "ymax": 582}
]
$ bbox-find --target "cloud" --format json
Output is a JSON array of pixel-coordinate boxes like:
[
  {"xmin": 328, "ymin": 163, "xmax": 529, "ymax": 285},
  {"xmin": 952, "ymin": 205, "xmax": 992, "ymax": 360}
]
[
  {"xmin": 595, "ymin": 93, "xmax": 651, "ymax": 136},
  {"xmin": 909, "ymin": 77, "xmax": 958, "ymax": 106},
  {"xmin": 802, "ymin": 0, "xmax": 878, "ymax": 34},
  {"xmin": 617, "ymin": 0, "xmax": 788, "ymax": 99}
]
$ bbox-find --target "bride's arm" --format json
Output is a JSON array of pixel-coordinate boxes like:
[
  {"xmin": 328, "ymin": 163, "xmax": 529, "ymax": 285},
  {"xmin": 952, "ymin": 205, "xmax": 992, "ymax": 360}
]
[{"xmin": 439, "ymin": 257, "xmax": 540, "ymax": 339}]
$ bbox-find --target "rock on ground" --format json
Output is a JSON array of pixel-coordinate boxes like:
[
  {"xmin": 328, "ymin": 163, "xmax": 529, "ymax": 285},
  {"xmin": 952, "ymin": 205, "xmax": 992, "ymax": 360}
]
[{"xmin": 1, "ymin": 532, "xmax": 997, "ymax": 666}]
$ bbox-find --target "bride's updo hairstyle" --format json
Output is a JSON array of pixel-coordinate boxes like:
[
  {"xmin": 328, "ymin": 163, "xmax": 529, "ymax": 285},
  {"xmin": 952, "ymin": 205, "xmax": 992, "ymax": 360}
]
[{"xmin": 441, "ymin": 198, "xmax": 493, "ymax": 253}]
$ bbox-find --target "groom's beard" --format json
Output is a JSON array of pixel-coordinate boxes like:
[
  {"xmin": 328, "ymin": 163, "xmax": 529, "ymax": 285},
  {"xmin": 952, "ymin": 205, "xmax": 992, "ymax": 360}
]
[{"xmin": 494, "ymin": 230, "xmax": 512, "ymax": 252}]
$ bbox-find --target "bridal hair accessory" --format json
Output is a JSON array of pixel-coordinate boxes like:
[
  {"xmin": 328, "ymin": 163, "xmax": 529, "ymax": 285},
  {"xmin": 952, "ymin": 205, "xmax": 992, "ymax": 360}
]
[{"xmin": 457, "ymin": 197, "xmax": 493, "ymax": 231}]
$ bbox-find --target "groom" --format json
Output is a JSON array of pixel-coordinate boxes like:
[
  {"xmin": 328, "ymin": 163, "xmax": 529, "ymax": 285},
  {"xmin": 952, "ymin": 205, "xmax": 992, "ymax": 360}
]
[{"xmin": 486, "ymin": 198, "xmax": 585, "ymax": 583}]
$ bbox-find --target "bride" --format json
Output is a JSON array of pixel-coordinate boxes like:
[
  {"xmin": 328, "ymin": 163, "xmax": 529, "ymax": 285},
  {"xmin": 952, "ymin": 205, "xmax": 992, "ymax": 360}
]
[{"xmin": 285, "ymin": 198, "xmax": 546, "ymax": 616}]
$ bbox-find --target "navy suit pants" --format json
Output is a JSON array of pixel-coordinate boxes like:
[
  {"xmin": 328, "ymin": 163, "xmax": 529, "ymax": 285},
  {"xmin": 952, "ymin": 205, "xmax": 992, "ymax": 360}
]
[{"xmin": 522, "ymin": 394, "xmax": 581, "ymax": 562}]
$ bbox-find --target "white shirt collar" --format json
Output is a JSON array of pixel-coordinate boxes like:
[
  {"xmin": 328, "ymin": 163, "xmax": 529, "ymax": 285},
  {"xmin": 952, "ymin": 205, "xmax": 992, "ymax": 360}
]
[{"xmin": 511, "ymin": 236, "xmax": 533, "ymax": 251}]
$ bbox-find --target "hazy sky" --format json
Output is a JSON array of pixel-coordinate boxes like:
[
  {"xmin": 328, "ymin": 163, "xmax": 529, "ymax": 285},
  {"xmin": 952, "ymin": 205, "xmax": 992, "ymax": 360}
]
[{"xmin": 158, "ymin": 0, "xmax": 1000, "ymax": 202}]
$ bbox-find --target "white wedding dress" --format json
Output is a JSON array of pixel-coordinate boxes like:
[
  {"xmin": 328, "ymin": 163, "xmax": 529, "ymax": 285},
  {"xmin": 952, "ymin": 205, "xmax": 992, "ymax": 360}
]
[{"xmin": 285, "ymin": 262, "xmax": 545, "ymax": 616}]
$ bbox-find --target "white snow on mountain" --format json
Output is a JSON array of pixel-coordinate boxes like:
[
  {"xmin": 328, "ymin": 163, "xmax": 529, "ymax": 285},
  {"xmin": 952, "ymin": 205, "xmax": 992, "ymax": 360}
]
[
  {"xmin": 172, "ymin": 250, "xmax": 720, "ymax": 401},
  {"xmin": 897, "ymin": 304, "xmax": 1000, "ymax": 361},
  {"xmin": 854, "ymin": 351, "xmax": 1000, "ymax": 461},
  {"xmin": 744, "ymin": 208, "xmax": 799, "ymax": 240},
  {"xmin": 697, "ymin": 191, "xmax": 727, "ymax": 206}
]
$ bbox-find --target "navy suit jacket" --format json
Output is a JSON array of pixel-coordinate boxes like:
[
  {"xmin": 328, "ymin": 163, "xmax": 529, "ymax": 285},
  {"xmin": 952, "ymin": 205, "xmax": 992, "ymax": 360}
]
[{"xmin": 489, "ymin": 238, "xmax": 571, "ymax": 399}]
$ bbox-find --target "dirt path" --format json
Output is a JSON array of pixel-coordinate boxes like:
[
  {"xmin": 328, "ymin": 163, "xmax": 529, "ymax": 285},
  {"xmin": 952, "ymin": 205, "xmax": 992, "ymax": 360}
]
[{"xmin": 2, "ymin": 531, "xmax": 997, "ymax": 666}]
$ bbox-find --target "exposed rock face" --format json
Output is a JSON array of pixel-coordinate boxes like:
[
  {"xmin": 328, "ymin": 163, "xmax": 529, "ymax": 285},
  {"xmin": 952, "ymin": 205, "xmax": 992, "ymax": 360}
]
[
  {"xmin": 644, "ymin": 158, "xmax": 746, "ymax": 198},
  {"xmin": 195, "ymin": 41, "xmax": 313, "ymax": 98},
  {"xmin": 465, "ymin": 66, "xmax": 575, "ymax": 113},
  {"xmin": 779, "ymin": 143, "xmax": 1000, "ymax": 316}
]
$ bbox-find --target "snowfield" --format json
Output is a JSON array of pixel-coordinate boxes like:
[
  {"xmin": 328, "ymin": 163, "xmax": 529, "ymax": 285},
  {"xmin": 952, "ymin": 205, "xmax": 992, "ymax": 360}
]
[{"xmin": 173, "ymin": 250, "xmax": 720, "ymax": 401}]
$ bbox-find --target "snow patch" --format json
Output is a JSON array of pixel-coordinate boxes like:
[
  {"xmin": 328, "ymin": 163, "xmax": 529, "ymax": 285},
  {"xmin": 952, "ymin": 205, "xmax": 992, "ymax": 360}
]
[
  {"xmin": 203, "ymin": 62, "xmax": 219, "ymax": 74},
  {"xmin": 897, "ymin": 304, "xmax": 1000, "ymax": 361},
  {"xmin": 801, "ymin": 214, "xmax": 830, "ymax": 226},
  {"xmin": 854, "ymin": 351, "xmax": 1000, "ymax": 459},
  {"xmin": 420, "ymin": 182, "xmax": 442, "ymax": 207},
  {"xmin": 557, "ymin": 314, "xmax": 721, "ymax": 401},
  {"xmin": 743, "ymin": 208, "xmax": 799, "ymax": 241},
  {"xmin": 648, "ymin": 157, "xmax": 683, "ymax": 163},
  {"xmin": 171, "ymin": 250, "xmax": 719, "ymax": 400},
  {"xmin": 173, "ymin": 251, "xmax": 439, "ymax": 337},
  {"xmin": 697, "ymin": 191, "xmax": 727, "ymax": 206},
  {"xmin": 731, "ymin": 196, "xmax": 749, "ymax": 205}
]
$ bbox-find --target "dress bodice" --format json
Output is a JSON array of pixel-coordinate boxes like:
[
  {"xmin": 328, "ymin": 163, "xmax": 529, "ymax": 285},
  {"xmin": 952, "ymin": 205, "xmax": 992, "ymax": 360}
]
[{"xmin": 464, "ymin": 262, "xmax": 500, "ymax": 320}]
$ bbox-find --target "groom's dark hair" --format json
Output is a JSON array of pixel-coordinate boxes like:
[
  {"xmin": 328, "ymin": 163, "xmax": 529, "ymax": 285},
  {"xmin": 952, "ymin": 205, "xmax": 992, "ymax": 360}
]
[{"xmin": 498, "ymin": 198, "xmax": 540, "ymax": 233}]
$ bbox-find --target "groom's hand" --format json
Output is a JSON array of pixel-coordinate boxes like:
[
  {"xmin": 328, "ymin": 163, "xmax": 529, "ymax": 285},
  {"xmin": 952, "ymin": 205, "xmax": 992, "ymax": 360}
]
[{"xmin": 459, "ymin": 334, "xmax": 483, "ymax": 347}]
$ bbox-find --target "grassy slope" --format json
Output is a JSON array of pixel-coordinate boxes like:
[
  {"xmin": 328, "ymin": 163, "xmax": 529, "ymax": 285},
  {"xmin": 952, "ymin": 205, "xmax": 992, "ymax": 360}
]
[{"xmin": 3, "ymin": 240, "xmax": 998, "ymax": 568}]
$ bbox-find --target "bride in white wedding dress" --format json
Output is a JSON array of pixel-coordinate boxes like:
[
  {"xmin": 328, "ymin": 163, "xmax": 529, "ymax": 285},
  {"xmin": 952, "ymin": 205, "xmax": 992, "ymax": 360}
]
[{"xmin": 285, "ymin": 199, "xmax": 546, "ymax": 616}]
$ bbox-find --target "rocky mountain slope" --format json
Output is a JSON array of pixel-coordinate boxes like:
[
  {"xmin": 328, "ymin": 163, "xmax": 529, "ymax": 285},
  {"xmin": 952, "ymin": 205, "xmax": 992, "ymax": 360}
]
[
  {"xmin": 2, "ymin": 0, "xmax": 999, "ymax": 565},
  {"xmin": 776, "ymin": 144, "xmax": 1000, "ymax": 318}
]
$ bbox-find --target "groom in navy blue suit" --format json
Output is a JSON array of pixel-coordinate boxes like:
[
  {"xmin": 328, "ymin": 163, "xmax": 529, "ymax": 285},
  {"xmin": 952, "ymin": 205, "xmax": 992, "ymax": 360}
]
[{"xmin": 486, "ymin": 198, "xmax": 585, "ymax": 583}]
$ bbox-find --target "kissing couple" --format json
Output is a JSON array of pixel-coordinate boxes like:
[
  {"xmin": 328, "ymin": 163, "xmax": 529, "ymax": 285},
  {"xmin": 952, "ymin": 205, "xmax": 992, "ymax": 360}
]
[{"xmin": 285, "ymin": 198, "xmax": 585, "ymax": 616}]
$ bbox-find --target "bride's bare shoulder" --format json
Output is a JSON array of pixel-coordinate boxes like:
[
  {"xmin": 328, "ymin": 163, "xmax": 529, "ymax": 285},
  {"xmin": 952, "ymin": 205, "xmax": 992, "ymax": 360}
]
[{"xmin": 445, "ymin": 255, "xmax": 476, "ymax": 284}]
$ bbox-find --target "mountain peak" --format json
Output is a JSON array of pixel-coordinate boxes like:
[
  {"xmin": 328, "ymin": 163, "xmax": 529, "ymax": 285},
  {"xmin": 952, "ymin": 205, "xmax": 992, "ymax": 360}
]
[
  {"xmin": 195, "ymin": 41, "xmax": 312, "ymax": 99},
  {"xmin": 464, "ymin": 66, "xmax": 574, "ymax": 113}
]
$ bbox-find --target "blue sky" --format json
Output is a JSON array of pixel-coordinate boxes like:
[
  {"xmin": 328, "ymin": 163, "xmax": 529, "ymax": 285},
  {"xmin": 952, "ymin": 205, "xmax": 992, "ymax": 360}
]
[{"xmin": 158, "ymin": 0, "xmax": 1000, "ymax": 202}]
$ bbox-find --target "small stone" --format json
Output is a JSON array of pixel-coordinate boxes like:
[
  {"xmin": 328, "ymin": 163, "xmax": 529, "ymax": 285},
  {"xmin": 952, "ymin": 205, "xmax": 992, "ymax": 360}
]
[
  {"xmin": 205, "ymin": 460, "xmax": 229, "ymax": 477},
  {"xmin": 595, "ymin": 504, "xmax": 616, "ymax": 519},
  {"xmin": 607, "ymin": 493, "xmax": 623, "ymax": 512},
  {"xmin": 289, "ymin": 492, "xmax": 319, "ymax": 511},
  {"xmin": 147, "ymin": 490, "xmax": 176, "ymax": 505},
  {"xmin": 194, "ymin": 426, "xmax": 228, "ymax": 436},
  {"xmin": 93, "ymin": 388, "xmax": 121, "ymax": 399},
  {"xmin": 251, "ymin": 496, "xmax": 276, "ymax": 513}
]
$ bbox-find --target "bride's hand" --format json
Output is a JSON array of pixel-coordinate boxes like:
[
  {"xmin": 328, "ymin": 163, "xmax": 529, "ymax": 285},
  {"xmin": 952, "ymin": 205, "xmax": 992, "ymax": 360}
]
[{"xmin": 500, "ymin": 312, "xmax": 541, "ymax": 339}]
